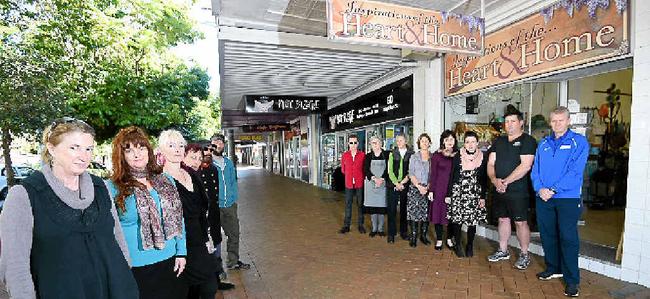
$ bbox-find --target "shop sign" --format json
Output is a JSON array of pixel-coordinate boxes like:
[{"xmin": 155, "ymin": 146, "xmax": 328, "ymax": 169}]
[
  {"xmin": 326, "ymin": 0, "xmax": 484, "ymax": 56},
  {"xmin": 242, "ymin": 123, "xmax": 291, "ymax": 132},
  {"xmin": 245, "ymin": 95, "xmax": 327, "ymax": 113},
  {"xmin": 322, "ymin": 76, "xmax": 413, "ymax": 133},
  {"xmin": 237, "ymin": 135, "xmax": 264, "ymax": 142},
  {"xmin": 445, "ymin": 0, "xmax": 629, "ymax": 97}
]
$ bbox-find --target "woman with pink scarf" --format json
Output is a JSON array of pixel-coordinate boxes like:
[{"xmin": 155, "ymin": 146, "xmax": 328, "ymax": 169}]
[{"xmin": 445, "ymin": 131, "xmax": 488, "ymax": 258}]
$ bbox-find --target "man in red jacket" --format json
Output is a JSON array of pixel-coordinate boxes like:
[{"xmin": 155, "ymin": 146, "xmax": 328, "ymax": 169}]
[{"xmin": 339, "ymin": 134, "xmax": 367, "ymax": 234}]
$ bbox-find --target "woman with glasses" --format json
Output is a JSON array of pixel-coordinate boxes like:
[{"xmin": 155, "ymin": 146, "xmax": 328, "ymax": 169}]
[
  {"xmin": 446, "ymin": 131, "xmax": 488, "ymax": 258},
  {"xmin": 159, "ymin": 131, "xmax": 224, "ymax": 298},
  {"xmin": 363, "ymin": 136, "xmax": 389, "ymax": 237},
  {"xmin": 0, "ymin": 118, "xmax": 138, "ymax": 298},
  {"xmin": 407, "ymin": 133, "xmax": 433, "ymax": 247},
  {"xmin": 106, "ymin": 126, "xmax": 188, "ymax": 299}
]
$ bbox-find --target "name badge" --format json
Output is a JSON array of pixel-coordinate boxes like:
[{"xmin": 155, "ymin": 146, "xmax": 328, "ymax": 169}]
[
  {"xmin": 560, "ymin": 145, "xmax": 571, "ymax": 150},
  {"xmin": 513, "ymin": 141, "xmax": 521, "ymax": 147}
]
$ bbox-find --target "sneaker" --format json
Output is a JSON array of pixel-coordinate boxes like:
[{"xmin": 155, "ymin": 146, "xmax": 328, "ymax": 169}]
[
  {"xmin": 227, "ymin": 261, "xmax": 251, "ymax": 270},
  {"xmin": 219, "ymin": 271, "xmax": 228, "ymax": 281},
  {"xmin": 537, "ymin": 271, "xmax": 563, "ymax": 280},
  {"xmin": 487, "ymin": 250, "xmax": 510, "ymax": 262},
  {"xmin": 514, "ymin": 253, "xmax": 531, "ymax": 270},
  {"xmin": 218, "ymin": 281, "xmax": 235, "ymax": 290},
  {"xmin": 564, "ymin": 284, "xmax": 579, "ymax": 297}
]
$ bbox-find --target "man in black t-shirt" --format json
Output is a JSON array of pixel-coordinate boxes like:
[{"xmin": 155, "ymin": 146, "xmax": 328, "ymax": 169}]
[{"xmin": 487, "ymin": 107, "xmax": 537, "ymax": 270}]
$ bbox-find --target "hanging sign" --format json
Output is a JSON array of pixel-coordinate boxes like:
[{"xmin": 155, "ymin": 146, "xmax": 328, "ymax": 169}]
[
  {"xmin": 237, "ymin": 135, "xmax": 264, "ymax": 142},
  {"xmin": 242, "ymin": 123, "xmax": 291, "ymax": 132},
  {"xmin": 326, "ymin": 0, "xmax": 484, "ymax": 56},
  {"xmin": 245, "ymin": 95, "xmax": 327, "ymax": 113},
  {"xmin": 445, "ymin": 0, "xmax": 629, "ymax": 97}
]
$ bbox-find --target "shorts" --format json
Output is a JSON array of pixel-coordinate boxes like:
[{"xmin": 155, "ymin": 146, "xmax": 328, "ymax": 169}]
[{"xmin": 493, "ymin": 193, "xmax": 530, "ymax": 222}]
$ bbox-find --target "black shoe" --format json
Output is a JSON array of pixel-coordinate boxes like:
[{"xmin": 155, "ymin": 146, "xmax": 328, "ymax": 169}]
[
  {"xmin": 369, "ymin": 231, "xmax": 377, "ymax": 237},
  {"xmin": 564, "ymin": 284, "xmax": 579, "ymax": 297},
  {"xmin": 378, "ymin": 231, "xmax": 386, "ymax": 237},
  {"xmin": 218, "ymin": 282, "xmax": 236, "ymax": 290},
  {"xmin": 338, "ymin": 227, "xmax": 350, "ymax": 234},
  {"xmin": 537, "ymin": 271, "xmax": 563, "ymax": 280},
  {"xmin": 454, "ymin": 245, "xmax": 465, "ymax": 258},
  {"xmin": 434, "ymin": 241, "xmax": 443, "ymax": 251},
  {"xmin": 419, "ymin": 222, "xmax": 431, "ymax": 246},
  {"xmin": 446, "ymin": 238, "xmax": 455, "ymax": 250},
  {"xmin": 358, "ymin": 226, "xmax": 366, "ymax": 234},
  {"xmin": 387, "ymin": 236, "xmax": 395, "ymax": 243},
  {"xmin": 465, "ymin": 243, "xmax": 474, "ymax": 257},
  {"xmin": 227, "ymin": 261, "xmax": 251, "ymax": 270}
]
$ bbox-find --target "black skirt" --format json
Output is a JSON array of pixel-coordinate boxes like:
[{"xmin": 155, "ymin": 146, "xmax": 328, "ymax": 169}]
[{"xmin": 132, "ymin": 257, "xmax": 188, "ymax": 299}]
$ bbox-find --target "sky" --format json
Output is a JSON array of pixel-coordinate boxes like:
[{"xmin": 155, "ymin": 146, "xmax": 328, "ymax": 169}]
[{"xmin": 172, "ymin": 0, "xmax": 220, "ymax": 94}]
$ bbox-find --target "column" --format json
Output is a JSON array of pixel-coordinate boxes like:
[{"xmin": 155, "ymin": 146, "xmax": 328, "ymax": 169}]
[
  {"xmin": 413, "ymin": 58, "xmax": 445, "ymax": 149},
  {"xmin": 309, "ymin": 114, "xmax": 321, "ymax": 186},
  {"xmin": 621, "ymin": 0, "xmax": 650, "ymax": 286}
]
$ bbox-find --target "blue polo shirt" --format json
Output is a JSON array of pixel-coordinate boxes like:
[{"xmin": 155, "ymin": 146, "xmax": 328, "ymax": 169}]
[{"xmin": 531, "ymin": 129, "xmax": 589, "ymax": 199}]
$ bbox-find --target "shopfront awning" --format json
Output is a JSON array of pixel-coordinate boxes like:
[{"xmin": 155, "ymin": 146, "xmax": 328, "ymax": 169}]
[{"xmin": 212, "ymin": 0, "xmax": 506, "ymax": 129}]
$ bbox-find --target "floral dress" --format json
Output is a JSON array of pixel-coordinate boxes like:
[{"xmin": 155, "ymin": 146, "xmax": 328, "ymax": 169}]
[{"xmin": 448, "ymin": 169, "xmax": 486, "ymax": 226}]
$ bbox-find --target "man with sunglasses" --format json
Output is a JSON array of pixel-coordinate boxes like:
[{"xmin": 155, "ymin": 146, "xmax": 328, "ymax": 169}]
[
  {"xmin": 339, "ymin": 134, "xmax": 366, "ymax": 234},
  {"xmin": 210, "ymin": 134, "xmax": 250, "ymax": 270}
]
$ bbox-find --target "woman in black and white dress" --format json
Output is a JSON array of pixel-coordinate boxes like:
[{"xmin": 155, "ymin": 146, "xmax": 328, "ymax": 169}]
[{"xmin": 446, "ymin": 131, "xmax": 488, "ymax": 258}]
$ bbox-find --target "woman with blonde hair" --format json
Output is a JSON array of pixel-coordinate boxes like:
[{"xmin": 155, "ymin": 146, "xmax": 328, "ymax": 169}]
[
  {"xmin": 107, "ymin": 126, "xmax": 187, "ymax": 299},
  {"xmin": 0, "ymin": 117, "xmax": 138, "ymax": 298},
  {"xmin": 159, "ymin": 130, "xmax": 223, "ymax": 298}
]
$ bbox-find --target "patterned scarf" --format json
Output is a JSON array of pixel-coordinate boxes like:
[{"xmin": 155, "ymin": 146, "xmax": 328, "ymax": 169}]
[
  {"xmin": 460, "ymin": 148, "xmax": 483, "ymax": 171},
  {"xmin": 130, "ymin": 168, "xmax": 184, "ymax": 250}
]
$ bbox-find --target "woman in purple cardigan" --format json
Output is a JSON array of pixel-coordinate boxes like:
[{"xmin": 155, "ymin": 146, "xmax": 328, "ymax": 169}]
[{"xmin": 428, "ymin": 130, "xmax": 458, "ymax": 250}]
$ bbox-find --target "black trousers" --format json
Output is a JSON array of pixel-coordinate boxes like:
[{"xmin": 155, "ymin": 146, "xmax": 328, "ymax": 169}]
[
  {"xmin": 387, "ymin": 186, "xmax": 409, "ymax": 237},
  {"xmin": 132, "ymin": 257, "xmax": 188, "ymax": 299}
]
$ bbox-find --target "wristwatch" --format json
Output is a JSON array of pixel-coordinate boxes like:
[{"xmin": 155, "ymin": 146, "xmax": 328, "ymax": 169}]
[{"xmin": 549, "ymin": 188, "xmax": 557, "ymax": 194}]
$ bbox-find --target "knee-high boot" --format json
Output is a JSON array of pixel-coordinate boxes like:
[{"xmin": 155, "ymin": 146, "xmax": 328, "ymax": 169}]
[
  {"xmin": 409, "ymin": 221, "xmax": 418, "ymax": 248},
  {"xmin": 453, "ymin": 223, "xmax": 464, "ymax": 258},
  {"xmin": 419, "ymin": 221, "xmax": 431, "ymax": 245}
]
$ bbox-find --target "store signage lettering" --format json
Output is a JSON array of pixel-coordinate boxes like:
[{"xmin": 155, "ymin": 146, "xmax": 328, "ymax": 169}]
[
  {"xmin": 328, "ymin": 93, "xmax": 400, "ymax": 129},
  {"xmin": 237, "ymin": 135, "xmax": 264, "ymax": 142},
  {"xmin": 445, "ymin": 0, "xmax": 629, "ymax": 97},
  {"xmin": 326, "ymin": 0, "xmax": 484, "ymax": 55},
  {"xmin": 242, "ymin": 123, "xmax": 291, "ymax": 133},
  {"xmin": 245, "ymin": 95, "xmax": 327, "ymax": 113}
]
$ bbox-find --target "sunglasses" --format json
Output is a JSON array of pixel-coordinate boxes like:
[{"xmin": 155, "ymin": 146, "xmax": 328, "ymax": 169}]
[
  {"xmin": 349, "ymin": 141, "xmax": 358, "ymax": 145},
  {"xmin": 48, "ymin": 117, "xmax": 88, "ymax": 139}
]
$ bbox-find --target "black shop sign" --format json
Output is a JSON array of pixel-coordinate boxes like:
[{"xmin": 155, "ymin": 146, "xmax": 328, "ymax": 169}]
[
  {"xmin": 322, "ymin": 76, "xmax": 413, "ymax": 133},
  {"xmin": 245, "ymin": 95, "xmax": 327, "ymax": 113}
]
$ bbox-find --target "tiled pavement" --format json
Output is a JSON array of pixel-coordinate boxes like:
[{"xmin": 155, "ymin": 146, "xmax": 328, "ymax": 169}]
[{"xmin": 221, "ymin": 167, "xmax": 650, "ymax": 299}]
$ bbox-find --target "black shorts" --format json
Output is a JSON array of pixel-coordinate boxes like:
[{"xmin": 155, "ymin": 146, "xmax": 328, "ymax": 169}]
[{"xmin": 493, "ymin": 193, "xmax": 530, "ymax": 221}]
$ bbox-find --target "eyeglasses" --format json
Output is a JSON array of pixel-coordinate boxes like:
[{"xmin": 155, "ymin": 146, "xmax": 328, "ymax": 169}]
[{"xmin": 349, "ymin": 142, "xmax": 358, "ymax": 145}]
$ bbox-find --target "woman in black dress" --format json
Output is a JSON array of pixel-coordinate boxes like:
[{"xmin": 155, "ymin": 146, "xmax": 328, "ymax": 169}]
[
  {"xmin": 446, "ymin": 131, "xmax": 488, "ymax": 258},
  {"xmin": 159, "ymin": 130, "xmax": 221, "ymax": 299}
]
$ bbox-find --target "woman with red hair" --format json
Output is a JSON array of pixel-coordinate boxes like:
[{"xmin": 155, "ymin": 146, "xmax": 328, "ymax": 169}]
[{"xmin": 106, "ymin": 126, "xmax": 188, "ymax": 299}]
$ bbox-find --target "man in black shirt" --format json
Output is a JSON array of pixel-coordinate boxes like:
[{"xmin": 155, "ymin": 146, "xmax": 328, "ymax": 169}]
[{"xmin": 487, "ymin": 107, "xmax": 537, "ymax": 270}]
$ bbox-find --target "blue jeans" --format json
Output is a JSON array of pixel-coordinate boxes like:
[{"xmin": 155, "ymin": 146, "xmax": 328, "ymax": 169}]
[
  {"xmin": 343, "ymin": 188, "xmax": 364, "ymax": 227},
  {"xmin": 536, "ymin": 196, "xmax": 582, "ymax": 285}
]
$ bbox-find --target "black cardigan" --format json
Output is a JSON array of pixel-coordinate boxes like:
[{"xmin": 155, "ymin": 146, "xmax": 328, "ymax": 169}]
[{"xmin": 446, "ymin": 151, "xmax": 489, "ymax": 198}]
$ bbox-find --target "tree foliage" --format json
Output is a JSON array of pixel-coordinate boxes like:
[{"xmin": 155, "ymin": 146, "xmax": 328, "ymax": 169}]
[{"xmin": 0, "ymin": 0, "xmax": 217, "ymax": 185}]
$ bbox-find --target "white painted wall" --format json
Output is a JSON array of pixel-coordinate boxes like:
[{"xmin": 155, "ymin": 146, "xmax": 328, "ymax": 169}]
[{"xmin": 621, "ymin": 0, "xmax": 650, "ymax": 287}]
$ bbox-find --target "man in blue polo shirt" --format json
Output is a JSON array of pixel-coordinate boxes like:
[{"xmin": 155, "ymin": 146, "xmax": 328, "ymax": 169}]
[{"xmin": 531, "ymin": 106, "xmax": 589, "ymax": 298}]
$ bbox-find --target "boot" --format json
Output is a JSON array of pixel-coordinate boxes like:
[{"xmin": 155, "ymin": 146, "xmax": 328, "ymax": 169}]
[
  {"xmin": 419, "ymin": 221, "xmax": 431, "ymax": 246},
  {"xmin": 409, "ymin": 221, "xmax": 418, "ymax": 248},
  {"xmin": 453, "ymin": 224, "xmax": 464, "ymax": 258},
  {"xmin": 465, "ymin": 241, "xmax": 474, "ymax": 257}
]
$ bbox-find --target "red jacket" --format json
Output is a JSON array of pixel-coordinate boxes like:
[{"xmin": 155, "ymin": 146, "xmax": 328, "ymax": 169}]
[{"xmin": 341, "ymin": 150, "xmax": 365, "ymax": 189}]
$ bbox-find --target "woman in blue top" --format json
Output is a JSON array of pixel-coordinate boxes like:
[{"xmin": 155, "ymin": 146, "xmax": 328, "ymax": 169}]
[{"xmin": 107, "ymin": 126, "xmax": 188, "ymax": 299}]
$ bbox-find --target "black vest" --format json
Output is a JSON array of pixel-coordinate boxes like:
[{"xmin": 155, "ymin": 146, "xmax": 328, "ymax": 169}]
[{"xmin": 22, "ymin": 171, "xmax": 138, "ymax": 299}]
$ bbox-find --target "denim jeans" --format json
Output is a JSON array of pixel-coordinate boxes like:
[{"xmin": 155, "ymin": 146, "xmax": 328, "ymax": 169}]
[{"xmin": 343, "ymin": 187, "xmax": 364, "ymax": 227}]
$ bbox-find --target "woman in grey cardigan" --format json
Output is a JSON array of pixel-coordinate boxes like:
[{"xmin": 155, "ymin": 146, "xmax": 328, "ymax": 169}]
[
  {"xmin": 0, "ymin": 118, "xmax": 138, "ymax": 298},
  {"xmin": 407, "ymin": 133, "xmax": 433, "ymax": 248}
]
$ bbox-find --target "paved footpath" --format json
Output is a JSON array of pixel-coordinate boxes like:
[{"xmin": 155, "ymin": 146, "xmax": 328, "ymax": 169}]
[
  {"xmin": 220, "ymin": 168, "xmax": 650, "ymax": 299},
  {"xmin": 1, "ymin": 167, "xmax": 648, "ymax": 298}
]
